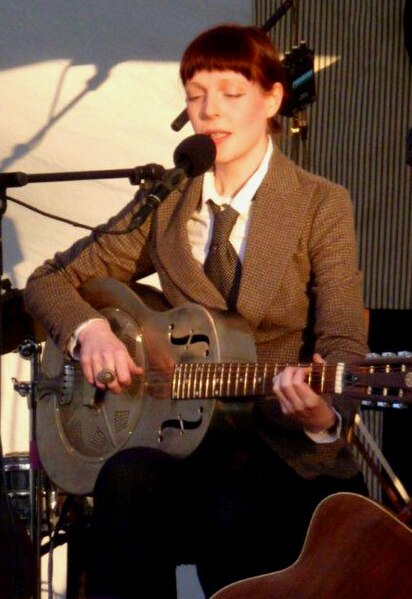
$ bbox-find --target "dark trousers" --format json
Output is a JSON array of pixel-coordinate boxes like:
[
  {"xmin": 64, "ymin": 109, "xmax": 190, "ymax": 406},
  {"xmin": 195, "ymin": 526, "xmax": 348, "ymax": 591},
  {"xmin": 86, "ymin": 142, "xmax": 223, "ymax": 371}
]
[{"xmin": 87, "ymin": 433, "xmax": 368, "ymax": 599}]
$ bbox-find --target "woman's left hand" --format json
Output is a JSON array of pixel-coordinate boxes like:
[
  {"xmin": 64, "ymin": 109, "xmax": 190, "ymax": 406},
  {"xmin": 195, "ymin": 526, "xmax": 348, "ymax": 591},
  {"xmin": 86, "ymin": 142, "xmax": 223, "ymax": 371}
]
[{"xmin": 272, "ymin": 353, "xmax": 337, "ymax": 433}]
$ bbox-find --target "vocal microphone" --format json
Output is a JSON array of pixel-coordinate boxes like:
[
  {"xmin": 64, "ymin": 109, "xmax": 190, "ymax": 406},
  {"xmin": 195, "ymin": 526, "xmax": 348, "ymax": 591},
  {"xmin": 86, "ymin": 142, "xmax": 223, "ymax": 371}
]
[{"xmin": 129, "ymin": 134, "xmax": 216, "ymax": 229}]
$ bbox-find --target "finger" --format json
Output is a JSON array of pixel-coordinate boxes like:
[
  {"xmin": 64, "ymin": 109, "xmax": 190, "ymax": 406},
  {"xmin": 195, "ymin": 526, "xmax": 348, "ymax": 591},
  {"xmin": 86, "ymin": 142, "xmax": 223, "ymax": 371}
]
[
  {"xmin": 313, "ymin": 352, "xmax": 325, "ymax": 364},
  {"xmin": 280, "ymin": 366, "xmax": 316, "ymax": 412},
  {"xmin": 96, "ymin": 368, "xmax": 116, "ymax": 385},
  {"xmin": 80, "ymin": 352, "xmax": 107, "ymax": 388},
  {"xmin": 82, "ymin": 359, "xmax": 95, "ymax": 386},
  {"xmin": 273, "ymin": 367, "xmax": 300, "ymax": 414}
]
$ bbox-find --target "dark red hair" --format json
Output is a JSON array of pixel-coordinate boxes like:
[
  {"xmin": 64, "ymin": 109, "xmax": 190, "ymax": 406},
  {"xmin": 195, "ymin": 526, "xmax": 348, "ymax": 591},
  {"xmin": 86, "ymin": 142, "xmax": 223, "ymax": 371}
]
[
  {"xmin": 180, "ymin": 24, "xmax": 284, "ymax": 130},
  {"xmin": 180, "ymin": 24, "xmax": 284, "ymax": 90}
]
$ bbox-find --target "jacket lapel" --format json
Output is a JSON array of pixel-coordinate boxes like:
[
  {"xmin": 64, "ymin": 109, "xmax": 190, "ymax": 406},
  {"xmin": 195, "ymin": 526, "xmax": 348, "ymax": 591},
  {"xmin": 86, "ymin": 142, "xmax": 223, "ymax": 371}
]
[
  {"xmin": 155, "ymin": 176, "xmax": 227, "ymax": 308},
  {"xmin": 155, "ymin": 146, "xmax": 312, "ymax": 320},
  {"xmin": 237, "ymin": 148, "xmax": 311, "ymax": 328}
]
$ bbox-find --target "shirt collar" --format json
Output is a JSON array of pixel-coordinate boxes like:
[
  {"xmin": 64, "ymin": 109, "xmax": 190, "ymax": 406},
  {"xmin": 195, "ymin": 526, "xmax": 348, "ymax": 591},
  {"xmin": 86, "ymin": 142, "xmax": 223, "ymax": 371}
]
[{"xmin": 201, "ymin": 136, "xmax": 273, "ymax": 216}]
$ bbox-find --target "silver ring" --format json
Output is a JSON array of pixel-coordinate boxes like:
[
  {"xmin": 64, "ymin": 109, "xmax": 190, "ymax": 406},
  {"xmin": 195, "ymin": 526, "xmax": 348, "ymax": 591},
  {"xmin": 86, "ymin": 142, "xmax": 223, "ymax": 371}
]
[{"xmin": 96, "ymin": 368, "xmax": 116, "ymax": 385}]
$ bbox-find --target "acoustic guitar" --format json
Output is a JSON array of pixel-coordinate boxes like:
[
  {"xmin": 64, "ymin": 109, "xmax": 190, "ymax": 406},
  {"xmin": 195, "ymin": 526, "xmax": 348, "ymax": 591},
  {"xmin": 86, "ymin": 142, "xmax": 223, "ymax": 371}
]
[
  {"xmin": 210, "ymin": 492, "xmax": 412, "ymax": 599},
  {"xmin": 35, "ymin": 278, "xmax": 412, "ymax": 495}
]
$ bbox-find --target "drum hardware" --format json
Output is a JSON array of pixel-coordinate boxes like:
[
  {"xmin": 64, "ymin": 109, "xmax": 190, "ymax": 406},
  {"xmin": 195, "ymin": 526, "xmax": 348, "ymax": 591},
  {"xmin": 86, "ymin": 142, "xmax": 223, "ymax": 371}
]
[
  {"xmin": 2, "ymin": 453, "xmax": 32, "ymax": 525},
  {"xmin": 12, "ymin": 338, "xmax": 86, "ymax": 599},
  {"xmin": 12, "ymin": 338, "xmax": 44, "ymax": 599}
]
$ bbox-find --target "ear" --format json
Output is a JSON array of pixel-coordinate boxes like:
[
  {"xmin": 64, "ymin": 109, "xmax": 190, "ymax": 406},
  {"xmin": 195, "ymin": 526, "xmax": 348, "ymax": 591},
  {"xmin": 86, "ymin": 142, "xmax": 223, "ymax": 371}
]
[{"xmin": 265, "ymin": 82, "xmax": 284, "ymax": 118}]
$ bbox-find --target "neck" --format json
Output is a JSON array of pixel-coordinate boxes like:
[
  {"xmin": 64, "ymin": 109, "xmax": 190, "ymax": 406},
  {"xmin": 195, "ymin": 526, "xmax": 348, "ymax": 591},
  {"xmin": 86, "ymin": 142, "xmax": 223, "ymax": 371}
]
[{"xmin": 214, "ymin": 136, "xmax": 269, "ymax": 197}]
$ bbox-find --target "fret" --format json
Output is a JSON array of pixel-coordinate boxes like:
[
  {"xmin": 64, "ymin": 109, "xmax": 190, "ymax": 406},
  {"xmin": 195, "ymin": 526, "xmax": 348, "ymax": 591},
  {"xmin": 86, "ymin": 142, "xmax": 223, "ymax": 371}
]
[
  {"xmin": 219, "ymin": 364, "xmax": 224, "ymax": 398},
  {"xmin": 227, "ymin": 363, "xmax": 233, "ymax": 398},
  {"xmin": 199, "ymin": 363, "xmax": 205, "ymax": 399},
  {"xmin": 192, "ymin": 363, "xmax": 198, "ymax": 398},
  {"xmin": 252, "ymin": 363, "xmax": 258, "ymax": 396},
  {"xmin": 243, "ymin": 363, "xmax": 249, "ymax": 397},
  {"xmin": 183, "ymin": 362, "xmax": 189, "ymax": 399},
  {"xmin": 190, "ymin": 363, "xmax": 196, "ymax": 399},
  {"xmin": 235, "ymin": 363, "xmax": 240, "ymax": 397},
  {"xmin": 180, "ymin": 363, "xmax": 186, "ymax": 399},
  {"xmin": 320, "ymin": 363, "xmax": 325, "ymax": 394},
  {"xmin": 187, "ymin": 363, "xmax": 193, "ymax": 399},
  {"xmin": 214, "ymin": 363, "xmax": 220, "ymax": 397},
  {"xmin": 263, "ymin": 363, "xmax": 268, "ymax": 395},
  {"xmin": 172, "ymin": 366, "xmax": 178, "ymax": 399},
  {"xmin": 183, "ymin": 363, "xmax": 188, "ymax": 399},
  {"xmin": 181, "ymin": 364, "xmax": 187, "ymax": 399},
  {"xmin": 176, "ymin": 364, "xmax": 182, "ymax": 399},
  {"xmin": 307, "ymin": 363, "xmax": 312, "ymax": 389},
  {"xmin": 205, "ymin": 363, "xmax": 211, "ymax": 398}
]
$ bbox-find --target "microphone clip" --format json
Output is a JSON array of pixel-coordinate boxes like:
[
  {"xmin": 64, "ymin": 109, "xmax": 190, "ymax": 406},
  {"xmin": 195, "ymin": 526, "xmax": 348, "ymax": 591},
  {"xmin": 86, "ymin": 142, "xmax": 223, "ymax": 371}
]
[{"xmin": 129, "ymin": 167, "xmax": 185, "ymax": 230}]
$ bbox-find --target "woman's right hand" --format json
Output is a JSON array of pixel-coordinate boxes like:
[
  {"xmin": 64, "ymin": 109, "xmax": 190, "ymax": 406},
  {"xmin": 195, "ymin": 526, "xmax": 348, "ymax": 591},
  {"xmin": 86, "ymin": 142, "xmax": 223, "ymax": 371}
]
[{"xmin": 77, "ymin": 319, "xmax": 142, "ymax": 394}]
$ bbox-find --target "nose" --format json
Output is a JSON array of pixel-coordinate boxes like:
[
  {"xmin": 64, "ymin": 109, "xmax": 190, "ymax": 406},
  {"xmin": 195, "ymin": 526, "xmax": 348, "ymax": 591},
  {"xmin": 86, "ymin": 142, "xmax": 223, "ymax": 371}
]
[{"xmin": 201, "ymin": 92, "xmax": 220, "ymax": 119}]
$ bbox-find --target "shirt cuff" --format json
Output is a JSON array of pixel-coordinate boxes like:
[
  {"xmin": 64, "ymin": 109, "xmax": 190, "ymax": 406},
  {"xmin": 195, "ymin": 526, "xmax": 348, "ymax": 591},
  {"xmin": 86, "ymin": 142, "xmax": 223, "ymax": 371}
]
[
  {"xmin": 67, "ymin": 318, "xmax": 106, "ymax": 359},
  {"xmin": 304, "ymin": 410, "xmax": 342, "ymax": 444}
]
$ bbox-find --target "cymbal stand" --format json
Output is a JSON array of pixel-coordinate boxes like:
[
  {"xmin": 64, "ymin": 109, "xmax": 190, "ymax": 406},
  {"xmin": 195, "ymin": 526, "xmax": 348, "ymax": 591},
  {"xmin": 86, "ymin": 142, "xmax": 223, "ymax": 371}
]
[{"xmin": 13, "ymin": 338, "xmax": 43, "ymax": 599}]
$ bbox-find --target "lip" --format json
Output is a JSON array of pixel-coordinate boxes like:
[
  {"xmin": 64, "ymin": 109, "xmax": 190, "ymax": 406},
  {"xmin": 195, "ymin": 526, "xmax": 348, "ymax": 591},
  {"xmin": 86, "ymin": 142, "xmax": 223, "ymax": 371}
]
[{"xmin": 205, "ymin": 131, "xmax": 231, "ymax": 145}]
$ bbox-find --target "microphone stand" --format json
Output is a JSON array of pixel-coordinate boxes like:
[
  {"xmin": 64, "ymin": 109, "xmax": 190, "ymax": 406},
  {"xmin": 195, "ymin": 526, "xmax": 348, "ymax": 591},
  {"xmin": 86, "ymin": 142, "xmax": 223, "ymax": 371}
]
[
  {"xmin": 0, "ymin": 163, "xmax": 165, "ymax": 189},
  {"xmin": 0, "ymin": 162, "xmax": 164, "ymax": 599}
]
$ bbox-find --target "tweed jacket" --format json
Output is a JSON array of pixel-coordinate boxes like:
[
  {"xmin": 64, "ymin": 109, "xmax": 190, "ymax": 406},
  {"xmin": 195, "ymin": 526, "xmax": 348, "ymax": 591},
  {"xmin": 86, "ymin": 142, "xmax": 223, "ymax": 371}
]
[{"xmin": 24, "ymin": 145, "xmax": 368, "ymax": 479}]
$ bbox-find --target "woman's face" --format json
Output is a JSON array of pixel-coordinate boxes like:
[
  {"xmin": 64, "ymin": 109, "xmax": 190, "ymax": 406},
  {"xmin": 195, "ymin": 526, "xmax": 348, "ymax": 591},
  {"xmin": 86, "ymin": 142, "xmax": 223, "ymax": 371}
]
[{"xmin": 185, "ymin": 69, "xmax": 282, "ymax": 172}]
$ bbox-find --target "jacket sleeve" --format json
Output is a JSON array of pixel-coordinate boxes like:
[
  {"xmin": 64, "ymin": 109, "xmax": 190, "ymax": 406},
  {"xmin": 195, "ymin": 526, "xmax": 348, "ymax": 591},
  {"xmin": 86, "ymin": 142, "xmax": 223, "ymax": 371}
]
[
  {"xmin": 307, "ymin": 179, "xmax": 368, "ymax": 431},
  {"xmin": 24, "ymin": 194, "xmax": 156, "ymax": 351}
]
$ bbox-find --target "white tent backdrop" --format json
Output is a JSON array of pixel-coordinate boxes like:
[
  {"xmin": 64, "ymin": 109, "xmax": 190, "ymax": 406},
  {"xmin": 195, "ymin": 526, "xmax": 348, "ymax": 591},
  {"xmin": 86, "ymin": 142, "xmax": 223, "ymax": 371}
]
[{"xmin": 0, "ymin": 2, "xmax": 252, "ymax": 597}]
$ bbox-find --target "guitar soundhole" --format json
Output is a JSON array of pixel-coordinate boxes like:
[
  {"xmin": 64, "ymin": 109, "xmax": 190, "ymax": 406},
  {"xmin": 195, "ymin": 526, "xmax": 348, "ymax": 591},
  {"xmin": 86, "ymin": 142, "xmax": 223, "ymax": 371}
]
[
  {"xmin": 159, "ymin": 415, "xmax": 203, "ymax": 434},
  {"xmin": 169, "ymin": 328, "xmax": 211, "ymax": 360},
  {"xmin": 170, "ymin": 332, "xmax": 210, "ymax": 346}
]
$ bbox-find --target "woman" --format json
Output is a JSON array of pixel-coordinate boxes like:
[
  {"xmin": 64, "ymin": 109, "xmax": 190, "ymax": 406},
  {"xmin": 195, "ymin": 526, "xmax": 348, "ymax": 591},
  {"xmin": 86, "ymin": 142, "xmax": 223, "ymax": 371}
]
[{"xmin": 24, "ymin": 24, "xmax": 368, "ymax": 599}]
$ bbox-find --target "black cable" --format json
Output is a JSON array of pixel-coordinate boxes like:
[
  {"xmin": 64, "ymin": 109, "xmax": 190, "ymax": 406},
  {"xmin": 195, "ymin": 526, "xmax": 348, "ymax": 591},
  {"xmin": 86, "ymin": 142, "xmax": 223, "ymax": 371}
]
[
  {"xmin": 6, "ymin": 193, "xmax": 150, "ymax": 238},
  {"xmin": 7, "ymin": 194, "xmax": 95, "ymax": 231}
]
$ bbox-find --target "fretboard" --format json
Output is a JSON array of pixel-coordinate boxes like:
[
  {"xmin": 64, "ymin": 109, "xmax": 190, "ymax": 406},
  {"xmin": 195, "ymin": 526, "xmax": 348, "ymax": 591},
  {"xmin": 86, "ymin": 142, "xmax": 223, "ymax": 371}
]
[{"xmin": 171, "ymin": 362, "xmax": 341, "ymax": 400}]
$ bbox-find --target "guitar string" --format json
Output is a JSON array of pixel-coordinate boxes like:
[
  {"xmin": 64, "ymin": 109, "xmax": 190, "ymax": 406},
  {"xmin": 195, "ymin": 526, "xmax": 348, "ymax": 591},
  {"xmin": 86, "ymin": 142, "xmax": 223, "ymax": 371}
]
[{"xmin": 142, "ymin": 363, "xmax": 410, "ymax": 400}]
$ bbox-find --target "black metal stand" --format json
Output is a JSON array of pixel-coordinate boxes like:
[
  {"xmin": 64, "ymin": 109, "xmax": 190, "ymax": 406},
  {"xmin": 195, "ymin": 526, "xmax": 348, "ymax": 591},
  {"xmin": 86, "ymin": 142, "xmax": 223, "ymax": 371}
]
[
  {"xmin": 0, "ymin": 162, "xmax": 165, "ymax": 598},
  {"xmin": 12, "ymin": 339, "xmax": 43, "ymax": 599},
  {"xmin": 0, "ymin": 185, "xmax": 39, "ymax": 598}
]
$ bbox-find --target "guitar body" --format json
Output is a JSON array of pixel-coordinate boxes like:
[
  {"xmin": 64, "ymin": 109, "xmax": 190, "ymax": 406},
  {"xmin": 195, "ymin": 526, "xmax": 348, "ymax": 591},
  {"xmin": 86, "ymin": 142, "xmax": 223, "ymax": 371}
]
[
  {"xmin": 211, "ymin": 492, "xmax": 412, "ymax": 599},
  {"xmin": 36, "ymin": 278, "xmax": 256, "ymax": 495}
]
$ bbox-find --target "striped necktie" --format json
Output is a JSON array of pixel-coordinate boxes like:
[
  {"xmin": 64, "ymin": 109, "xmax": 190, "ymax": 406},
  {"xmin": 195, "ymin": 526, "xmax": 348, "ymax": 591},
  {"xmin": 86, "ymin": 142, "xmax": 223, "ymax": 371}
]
[{"xmin": 204, "ymin": 200, "xmax": 242, "ymax": 310}]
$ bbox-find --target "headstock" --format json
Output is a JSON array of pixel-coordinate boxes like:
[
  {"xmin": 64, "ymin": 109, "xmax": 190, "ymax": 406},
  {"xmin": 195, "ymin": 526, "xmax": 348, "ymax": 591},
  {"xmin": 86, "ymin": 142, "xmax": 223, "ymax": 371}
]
[{"xmin": 343, "ymin": 352, "xmax": 412, "ymax": 408}]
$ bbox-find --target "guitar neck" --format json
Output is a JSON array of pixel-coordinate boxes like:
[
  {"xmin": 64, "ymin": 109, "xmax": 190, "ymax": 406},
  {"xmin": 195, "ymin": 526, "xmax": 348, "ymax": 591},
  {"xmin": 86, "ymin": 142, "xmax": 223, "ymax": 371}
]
[
  {"xmin": 172, "ymin": 362, "xmax": 338, "ymax": 400},
  {"xmin": 171, "ymin": 358, "xmax": 412, "ymax": 406}
]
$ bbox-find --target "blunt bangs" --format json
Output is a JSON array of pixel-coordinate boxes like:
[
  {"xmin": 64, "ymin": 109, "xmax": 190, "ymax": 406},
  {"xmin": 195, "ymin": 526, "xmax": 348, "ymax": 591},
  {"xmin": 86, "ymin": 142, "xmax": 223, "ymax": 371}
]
[{"xmin": 180, "ymin": 25, "xmax": 284, "ymax": 91}]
